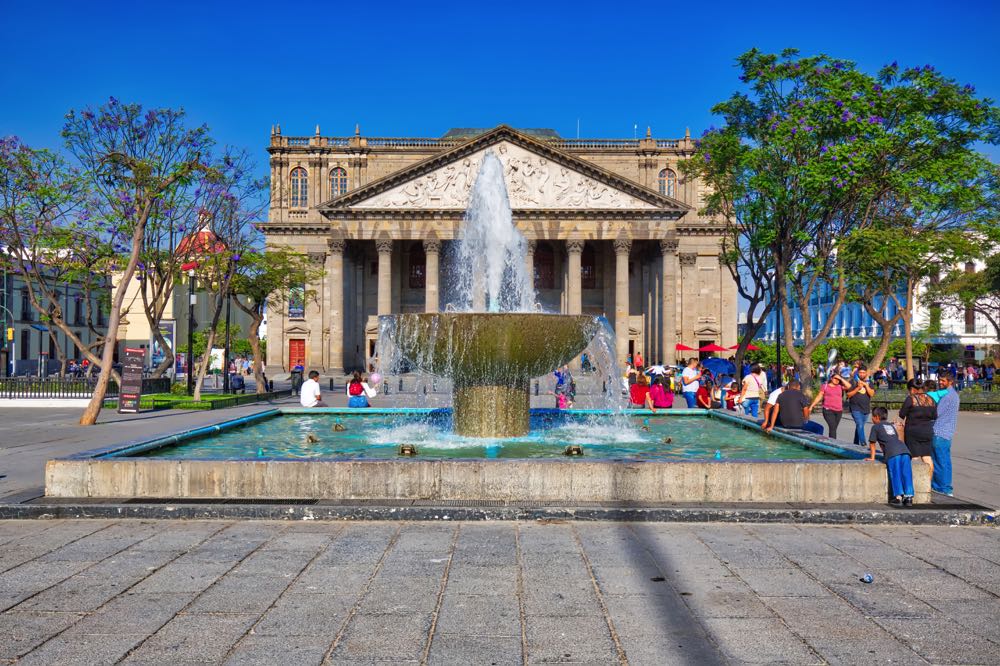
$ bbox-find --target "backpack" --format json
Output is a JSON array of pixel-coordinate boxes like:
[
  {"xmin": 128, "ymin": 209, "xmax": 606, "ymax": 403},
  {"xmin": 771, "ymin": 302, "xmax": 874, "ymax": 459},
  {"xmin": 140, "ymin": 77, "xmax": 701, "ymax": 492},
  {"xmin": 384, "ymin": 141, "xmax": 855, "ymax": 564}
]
[{"xmin": 348, "ymin": 382, "xmax": 363, "ymax": 396}]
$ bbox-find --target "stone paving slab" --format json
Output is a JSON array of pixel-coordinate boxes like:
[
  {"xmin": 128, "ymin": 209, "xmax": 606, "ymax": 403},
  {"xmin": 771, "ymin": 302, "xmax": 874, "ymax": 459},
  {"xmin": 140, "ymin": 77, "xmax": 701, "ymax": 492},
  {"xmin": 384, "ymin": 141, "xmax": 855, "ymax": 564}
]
[{"xmin": 0, "ymin": 519, "xmax": 997, "ymax": 664}]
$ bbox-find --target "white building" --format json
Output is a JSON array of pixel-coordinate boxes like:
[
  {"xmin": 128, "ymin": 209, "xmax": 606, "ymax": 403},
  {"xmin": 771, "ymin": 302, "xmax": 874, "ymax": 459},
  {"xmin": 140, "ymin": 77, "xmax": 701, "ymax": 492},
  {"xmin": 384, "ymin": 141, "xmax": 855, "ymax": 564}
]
[{"xmin": 757, "ymin": 259, "xmax": 995, "ymax": 361}]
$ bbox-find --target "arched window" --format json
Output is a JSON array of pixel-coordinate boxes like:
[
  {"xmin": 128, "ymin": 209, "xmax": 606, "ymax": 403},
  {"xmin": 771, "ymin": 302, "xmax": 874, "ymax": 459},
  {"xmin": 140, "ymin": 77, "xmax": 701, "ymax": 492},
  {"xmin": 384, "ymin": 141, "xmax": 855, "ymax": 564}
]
[
  {"xmin": 408, "ymin": 242, "xmax": 426, "ymax": 288},
  {"xmin": 534, "ymin": 243, "xmax": 555, "ymax": 290},
  {"xmin": 581, "ymin": 243, "xmax": 596, "ymax": 289},
  {"xmin": 658, "ymin": 168, "xmax": 676, "ymax": 197},
  {"xmin": 290, "ymin": 167, "xmax": 308, "ymax": 208},
  {"xmin": 330, "ymin": 167, "xmax": 348, "ymax": 197}
]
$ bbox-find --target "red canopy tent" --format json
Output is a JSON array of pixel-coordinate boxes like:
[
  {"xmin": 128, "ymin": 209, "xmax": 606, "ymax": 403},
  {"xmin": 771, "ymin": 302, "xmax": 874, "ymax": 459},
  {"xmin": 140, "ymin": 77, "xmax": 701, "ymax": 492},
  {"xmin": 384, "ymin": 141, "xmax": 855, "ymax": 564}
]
[
  {"xmin": 729, "ymin": 344, "xmax": 761, "ymax": 351},
  {"xmin": 675, "ymin": 343, "xmax": 696, "ymax": 351},
  {"xmin": 699, "ymin": 343, "xmax": 730, "ymax": 353}
]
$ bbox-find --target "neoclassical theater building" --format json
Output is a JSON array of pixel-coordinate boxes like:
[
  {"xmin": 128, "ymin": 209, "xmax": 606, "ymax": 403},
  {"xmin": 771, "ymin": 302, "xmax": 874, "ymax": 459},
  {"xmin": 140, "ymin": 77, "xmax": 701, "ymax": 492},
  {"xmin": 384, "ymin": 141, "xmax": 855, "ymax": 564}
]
[{"xmin": 261, "ymin": 125, "xmax": 737, "ymax": 374}]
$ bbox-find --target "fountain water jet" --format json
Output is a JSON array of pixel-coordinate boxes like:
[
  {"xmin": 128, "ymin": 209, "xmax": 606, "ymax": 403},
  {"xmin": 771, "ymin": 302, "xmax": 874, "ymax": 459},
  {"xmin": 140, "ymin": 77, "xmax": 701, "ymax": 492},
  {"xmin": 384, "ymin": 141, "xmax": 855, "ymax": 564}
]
[{"xmin": 377, "ymin": 152, "xmax": 606, "ymax": 438}]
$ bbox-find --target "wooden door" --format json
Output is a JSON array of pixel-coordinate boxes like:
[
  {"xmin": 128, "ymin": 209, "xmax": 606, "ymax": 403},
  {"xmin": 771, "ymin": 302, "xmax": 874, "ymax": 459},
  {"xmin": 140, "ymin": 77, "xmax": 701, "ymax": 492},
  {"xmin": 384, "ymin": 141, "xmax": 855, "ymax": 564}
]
[{"xmin": 288, "ymin": 339, "xmax": 305, "ymax": 369}]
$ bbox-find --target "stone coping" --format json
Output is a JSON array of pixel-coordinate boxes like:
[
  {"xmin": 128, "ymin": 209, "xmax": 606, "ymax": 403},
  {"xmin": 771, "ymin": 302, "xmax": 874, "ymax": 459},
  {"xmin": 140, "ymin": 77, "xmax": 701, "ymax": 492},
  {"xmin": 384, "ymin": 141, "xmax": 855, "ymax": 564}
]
[{"xmin": 45, "ymin": 407, "xmax": 928, "ymax": 505}]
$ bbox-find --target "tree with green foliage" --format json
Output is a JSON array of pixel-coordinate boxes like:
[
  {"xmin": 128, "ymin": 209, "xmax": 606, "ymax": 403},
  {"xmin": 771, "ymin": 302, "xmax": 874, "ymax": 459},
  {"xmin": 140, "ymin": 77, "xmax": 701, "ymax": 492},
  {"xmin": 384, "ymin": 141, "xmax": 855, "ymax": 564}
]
[
  {"xmin": 689, "ymin": 48, "xmax": 1000, "ymax": 385},
  {"xmin": 0, "ymin": 140, "xmax": 115, "ymax": 377},
  {"xmin": 230, "ymin": 246, "xmax": 321, "ymax": 393},
  {"xmin": 929, "ymin": 252, "xmax": 1000, "ymax": 343},
  {"xmin": 841, "ymin": 223, "xmax": 979, "ymax": 377}
]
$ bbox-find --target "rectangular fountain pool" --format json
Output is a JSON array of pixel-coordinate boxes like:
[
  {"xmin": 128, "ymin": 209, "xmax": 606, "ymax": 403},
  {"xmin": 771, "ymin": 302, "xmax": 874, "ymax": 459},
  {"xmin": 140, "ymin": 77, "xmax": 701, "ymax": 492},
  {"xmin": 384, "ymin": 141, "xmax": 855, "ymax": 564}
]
[
  {"xmin": 120, "ymin": 410, "xmax": 838, "ymax": 461},
  {"xmin": 46, "ymin": 408, "xmax": 929, "ymax": 504}
]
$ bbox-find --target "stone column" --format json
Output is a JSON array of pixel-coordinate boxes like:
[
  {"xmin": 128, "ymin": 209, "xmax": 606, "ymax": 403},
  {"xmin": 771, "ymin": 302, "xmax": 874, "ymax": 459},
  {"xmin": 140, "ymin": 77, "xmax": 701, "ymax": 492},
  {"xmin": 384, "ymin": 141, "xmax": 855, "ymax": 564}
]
[
  {"xmin": 566, "ymin": 240, "xmax": 584, "ymax": 315},
  {"xmin": 327, "ymin": 239, "xmax": 345, "ymax": 373},
  {"xmin": 423, "ymin": 238, "xmax": 440, "ymax": 313},
  {"xmin": 679, "ymin": 252, "xmax": 698, "ymax": 350},
  {"xmin": 376, "ymin": 238, "xmax": 393, "ymax": 316},
  {"xmin": 660, "ymin": 237, "xmax": 678, "ymax": 364},
  {"xmin": 614, "ymin": 238, "xmax": 631, "ymax": 365}
]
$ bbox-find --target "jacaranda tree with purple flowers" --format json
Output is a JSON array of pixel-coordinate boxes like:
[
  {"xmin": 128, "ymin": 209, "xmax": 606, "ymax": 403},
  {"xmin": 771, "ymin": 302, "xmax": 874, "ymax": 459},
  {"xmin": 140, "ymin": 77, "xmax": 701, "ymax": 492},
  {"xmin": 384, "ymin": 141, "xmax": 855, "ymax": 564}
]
[
  {"xmin": 683, "ymin": 48, "xmax": 1000, "ymax": 385},
  {"xmin": 62, "ymin": 98, "xmax": 212, "ymax": 425},
  {"xmin": 0, "ymin": 139, "xmax": 116, "ymax": 376},
  {"xmin": 177, "ymin": 149, "xmax": 268, "ymax": 402}
]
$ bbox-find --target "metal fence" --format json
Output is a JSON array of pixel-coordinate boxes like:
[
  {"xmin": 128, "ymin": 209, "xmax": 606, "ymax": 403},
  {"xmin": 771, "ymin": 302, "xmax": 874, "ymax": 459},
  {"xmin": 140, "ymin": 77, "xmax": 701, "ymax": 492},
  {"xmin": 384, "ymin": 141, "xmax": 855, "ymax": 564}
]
[{"xmin": 0, "ymin": 376, "xmax": 171, "ymax": 399}]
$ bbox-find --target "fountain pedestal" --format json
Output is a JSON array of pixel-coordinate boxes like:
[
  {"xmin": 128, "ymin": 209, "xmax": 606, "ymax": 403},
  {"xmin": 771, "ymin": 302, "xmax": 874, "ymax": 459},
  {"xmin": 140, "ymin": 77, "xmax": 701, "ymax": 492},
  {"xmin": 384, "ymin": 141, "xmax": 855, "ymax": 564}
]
[
  {"xmin": 453, "ymin": 381, "xmax": 531, "ymax": 438},
  {"xmin": 380, "ymin": 313, "xmax": 599, "ymax": 438}
]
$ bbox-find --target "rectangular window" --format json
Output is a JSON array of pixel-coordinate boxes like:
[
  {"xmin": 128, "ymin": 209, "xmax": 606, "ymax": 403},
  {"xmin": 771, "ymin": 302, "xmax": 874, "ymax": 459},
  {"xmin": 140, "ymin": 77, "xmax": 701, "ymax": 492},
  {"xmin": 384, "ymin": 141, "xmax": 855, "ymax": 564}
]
[
  {"xmin": 20, "ymin": 290, "xmax": 32, "ymax": 321},
  {"xmin": 288, "ymin": 286, "xmax": 305, "ymax": 319},
  {"xmin": 74, "ymin": 297, "xmax": 83, "ymax": 326},
  {"xmin": 20, "ymin": 330, "xmax": 29, "ymax": 360},
  {"xmin": 48, "ymin": 335, "xmax": 56, "ymax": 358},
  {"xmin": 965, "ymin": 307, "xmax": 976, "ymax": 335},
  {"xmin": 409, "ymin": 262, "xmax": 425, "ymax": 289}
]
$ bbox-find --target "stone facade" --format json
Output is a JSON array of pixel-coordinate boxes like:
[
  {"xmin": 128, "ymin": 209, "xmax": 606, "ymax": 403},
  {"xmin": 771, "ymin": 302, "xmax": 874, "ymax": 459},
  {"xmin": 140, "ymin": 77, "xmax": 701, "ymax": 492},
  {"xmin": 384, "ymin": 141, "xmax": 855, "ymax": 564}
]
[{"xmin": 261, "ymin": 125, "xmax": 738, "ymax": 373}]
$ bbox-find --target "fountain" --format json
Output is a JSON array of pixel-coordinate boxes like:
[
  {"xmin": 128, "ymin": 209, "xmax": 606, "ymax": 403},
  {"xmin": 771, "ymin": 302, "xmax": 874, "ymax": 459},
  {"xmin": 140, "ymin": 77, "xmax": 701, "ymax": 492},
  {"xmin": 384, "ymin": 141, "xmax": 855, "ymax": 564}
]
[
  {"xmin": 377, "ymin": 153, "xmax": 604, "ymax": 438},
  {"xmin": 42, "ymin": 152, "xmax": 924, "ymax": 507}
]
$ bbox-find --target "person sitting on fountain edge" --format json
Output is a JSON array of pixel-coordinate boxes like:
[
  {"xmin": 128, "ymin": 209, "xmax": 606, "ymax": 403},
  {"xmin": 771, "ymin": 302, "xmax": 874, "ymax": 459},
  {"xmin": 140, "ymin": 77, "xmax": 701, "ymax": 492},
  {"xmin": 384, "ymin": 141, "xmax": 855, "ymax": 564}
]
[
  {"xmin": 763, "ymin": 379, "xmax": 824, "ymax": 435},
  {"xmin": 300, "ymin": 371, "xmax": 327, "ymax": 408},
  {"xmin": 347, "ymin": 371, "xmax": 377, "ymax": 408}
]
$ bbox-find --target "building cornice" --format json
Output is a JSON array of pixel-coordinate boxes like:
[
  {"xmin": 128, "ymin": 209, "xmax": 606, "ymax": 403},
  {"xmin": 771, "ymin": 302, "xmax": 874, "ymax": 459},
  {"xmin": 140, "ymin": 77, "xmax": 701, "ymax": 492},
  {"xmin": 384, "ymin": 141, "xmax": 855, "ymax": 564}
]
[{"xmin": 315, "ymin": 125, "xmax": 692, "ymax": 214}]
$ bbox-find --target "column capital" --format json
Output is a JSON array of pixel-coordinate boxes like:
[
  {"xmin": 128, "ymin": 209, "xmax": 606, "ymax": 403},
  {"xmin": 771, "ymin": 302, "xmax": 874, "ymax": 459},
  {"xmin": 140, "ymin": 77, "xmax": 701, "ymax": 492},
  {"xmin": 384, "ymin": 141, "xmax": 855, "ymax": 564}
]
[
  {"xmin": 679, "ymin": 252, "xmax": 698, "ymax": 267},
  {"xmin": 660, "ymin": 238, "xmax": 679, "ymax": 254},
  {"xmin": 307, "ymin": 251, "xmax": 326, "ymax": 264},
  {"xmin": 328, "ymin": 238, "xmax": 345, "ymax": 253},
  {"xmin": 376, "ymin": 238, "xmax": 393, "ymax": 255},
  {"xmin": 423, "ymin": 238, "xmax": 441, "ymax": 253},
  {"xmin": 526, "ymin": 240, "xmax": 537, "ymax": 252},
  {"xmin": 566, "ymin": 240, "xmax": 585, "ymax": 255},
  {"xmin": 613, "ymin": 238, "xmax": 632, "ymax": 255}
]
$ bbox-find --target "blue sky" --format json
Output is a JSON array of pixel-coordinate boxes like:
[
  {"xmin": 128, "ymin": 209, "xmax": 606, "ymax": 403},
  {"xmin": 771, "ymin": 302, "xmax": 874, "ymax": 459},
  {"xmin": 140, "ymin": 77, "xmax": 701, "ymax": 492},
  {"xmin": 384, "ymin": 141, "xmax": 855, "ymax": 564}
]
[{"xmin": 2, "ymin": 0, "xmax": 998, "ymax": 168}]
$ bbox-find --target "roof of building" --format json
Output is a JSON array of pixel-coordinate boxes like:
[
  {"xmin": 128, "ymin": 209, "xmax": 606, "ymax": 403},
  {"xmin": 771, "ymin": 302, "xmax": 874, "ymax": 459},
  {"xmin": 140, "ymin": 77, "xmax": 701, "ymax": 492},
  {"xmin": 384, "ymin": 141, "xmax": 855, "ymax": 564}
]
[
  {"xmin": 440, "ymin": 127, "xmax": 562, "ymax": 140},
  {"xmin": 174, "ymin": 228, "xmax": 227, "ymax": 256}
]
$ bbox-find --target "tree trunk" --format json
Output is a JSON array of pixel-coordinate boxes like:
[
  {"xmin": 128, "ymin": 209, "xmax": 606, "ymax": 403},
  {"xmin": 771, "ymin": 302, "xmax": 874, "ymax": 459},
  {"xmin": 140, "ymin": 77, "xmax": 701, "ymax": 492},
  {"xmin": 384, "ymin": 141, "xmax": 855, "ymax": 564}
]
[
  {"xmin": 191, "ymin": 272, "xmax": 233, "ymax": 402},
  {"xmin": 141, "ymin": 277, "xmax": 176, "ymax": 378},
  {"xmin": 248, "ymin": 316, "xmax": 266, "ymax": 394},
  {"xmin": 233, "ymin": 296, "xmax": 266, "ymax": 394},
  {"xmin": 192, "ymin": 327, "xmax": 217, "ymax": 402},
  {"xmin": 79, "ymin": 201, "xmax": 155, "ymax": 425},
  {"xmin": 862, "ymin": 293, "xmax": 904, "ymax": 373},
  {"xmin": 48, "ymin": 328, "xmax": 67, "ymax": 377},
  {"xmin": 903, "ymin": 280, "xmax": 916, "ymax": 380},
  {"xmin": 79, "ymin": 296, "xmax": 126, "ymax": 425}
]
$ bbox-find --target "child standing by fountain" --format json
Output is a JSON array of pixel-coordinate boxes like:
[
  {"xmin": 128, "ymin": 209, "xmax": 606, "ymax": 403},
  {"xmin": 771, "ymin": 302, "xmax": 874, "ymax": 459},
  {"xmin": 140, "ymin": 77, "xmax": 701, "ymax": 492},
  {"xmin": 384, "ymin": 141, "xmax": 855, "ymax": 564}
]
[{"xmin": 866, "ymin": 406, "xmax": 914, "ymax": 506}]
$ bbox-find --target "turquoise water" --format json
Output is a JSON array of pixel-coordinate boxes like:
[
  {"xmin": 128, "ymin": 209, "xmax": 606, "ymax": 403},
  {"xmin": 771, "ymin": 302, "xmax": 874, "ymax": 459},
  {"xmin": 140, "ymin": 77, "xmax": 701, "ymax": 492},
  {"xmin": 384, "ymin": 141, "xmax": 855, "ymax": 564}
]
[{"xmin": 140, "ymin": 412, "xmax": 835, "ymax": 461}]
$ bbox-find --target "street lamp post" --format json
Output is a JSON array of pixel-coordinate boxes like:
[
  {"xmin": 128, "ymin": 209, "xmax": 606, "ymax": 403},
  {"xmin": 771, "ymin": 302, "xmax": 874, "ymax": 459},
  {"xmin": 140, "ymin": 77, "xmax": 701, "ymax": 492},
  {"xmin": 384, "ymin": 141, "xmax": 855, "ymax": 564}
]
[
  {"xmin": 186, "ymin": 267, "xmax": 196, "ymax": 396},
  {"xmin": 223, "ymin": 291, "xmax": 231, "ymax": 394}
]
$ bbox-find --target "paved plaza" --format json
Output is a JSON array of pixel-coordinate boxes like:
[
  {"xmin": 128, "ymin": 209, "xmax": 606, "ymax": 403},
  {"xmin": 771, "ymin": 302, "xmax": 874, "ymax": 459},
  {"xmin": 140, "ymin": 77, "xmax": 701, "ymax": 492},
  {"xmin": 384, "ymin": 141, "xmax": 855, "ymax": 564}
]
[
  {"xmin": 2, "ymin": 394, "xmax": 998, "ymax": 509},
  {"xmin": 0, "ymin": 519, "xmax": 997, "ymax": 665}
]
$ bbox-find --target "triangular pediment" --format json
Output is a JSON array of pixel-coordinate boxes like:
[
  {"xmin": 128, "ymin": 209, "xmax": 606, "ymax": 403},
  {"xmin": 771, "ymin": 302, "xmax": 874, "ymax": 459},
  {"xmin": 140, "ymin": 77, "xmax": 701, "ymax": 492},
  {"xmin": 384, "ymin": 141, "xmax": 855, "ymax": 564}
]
[{"xmin": 319, "ymin": 126, "xmax": 689, "ymax": 213}]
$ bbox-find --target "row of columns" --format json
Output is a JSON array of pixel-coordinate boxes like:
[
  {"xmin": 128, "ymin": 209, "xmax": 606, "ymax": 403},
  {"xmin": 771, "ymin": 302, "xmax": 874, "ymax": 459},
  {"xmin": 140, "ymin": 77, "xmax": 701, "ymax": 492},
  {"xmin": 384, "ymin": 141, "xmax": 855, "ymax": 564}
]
[{"xmin": 324, "ymin": 236, "xmax": 681, "ymax": 371}]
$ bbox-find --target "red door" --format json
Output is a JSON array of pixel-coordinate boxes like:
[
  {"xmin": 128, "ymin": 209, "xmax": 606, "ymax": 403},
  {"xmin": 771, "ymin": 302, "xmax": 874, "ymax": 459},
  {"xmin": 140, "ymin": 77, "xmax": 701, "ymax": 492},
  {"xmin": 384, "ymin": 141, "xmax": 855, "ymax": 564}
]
[{"xmin": 288, "ymin": 339, "xmax": 305, "ymax": 369}]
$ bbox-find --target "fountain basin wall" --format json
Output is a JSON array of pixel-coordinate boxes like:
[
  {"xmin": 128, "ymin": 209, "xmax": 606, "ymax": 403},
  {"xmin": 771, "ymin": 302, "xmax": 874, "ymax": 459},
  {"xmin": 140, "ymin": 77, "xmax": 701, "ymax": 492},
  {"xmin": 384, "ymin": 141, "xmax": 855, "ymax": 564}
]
[{"xmin": 44, "ymin": 409, "xmax": 931, "ymax": 504}]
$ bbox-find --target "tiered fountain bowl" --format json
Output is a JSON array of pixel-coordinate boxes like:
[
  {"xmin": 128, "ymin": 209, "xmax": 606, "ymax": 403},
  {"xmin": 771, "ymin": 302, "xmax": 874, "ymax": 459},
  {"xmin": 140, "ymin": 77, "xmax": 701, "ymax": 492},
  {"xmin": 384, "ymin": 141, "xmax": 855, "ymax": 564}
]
[{"xmin": 382, "ymin": 312, "xmax": 599, "ymax": 437}]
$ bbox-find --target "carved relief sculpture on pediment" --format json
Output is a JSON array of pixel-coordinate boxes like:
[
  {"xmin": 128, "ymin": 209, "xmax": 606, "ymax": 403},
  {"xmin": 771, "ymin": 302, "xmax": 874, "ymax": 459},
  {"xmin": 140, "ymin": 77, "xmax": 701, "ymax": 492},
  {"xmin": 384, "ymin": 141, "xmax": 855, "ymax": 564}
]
[{"xmin": 355, "ymin": 142, "xmax": 658, "ymax": 211}]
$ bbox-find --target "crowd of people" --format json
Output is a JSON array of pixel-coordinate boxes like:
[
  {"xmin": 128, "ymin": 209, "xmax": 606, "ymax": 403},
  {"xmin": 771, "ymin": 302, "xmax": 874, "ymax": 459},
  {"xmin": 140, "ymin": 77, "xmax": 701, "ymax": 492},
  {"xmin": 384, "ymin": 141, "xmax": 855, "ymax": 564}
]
[
  {"xmin": 297, "ymin": 351, "xmax": 969, "ymax": 501},
  {"xmin": 620, "ymin": 356, "xmax": 962, "ymax": 500}
]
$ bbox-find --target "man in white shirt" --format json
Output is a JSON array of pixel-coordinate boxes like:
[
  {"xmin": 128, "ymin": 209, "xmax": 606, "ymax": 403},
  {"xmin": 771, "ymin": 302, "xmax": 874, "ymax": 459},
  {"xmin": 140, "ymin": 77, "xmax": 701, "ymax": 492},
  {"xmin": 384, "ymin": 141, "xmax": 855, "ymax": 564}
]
[
  {"xmin": 761, "ymin": 384, "xmax": 784, "ymax": 426},
  {"xmin": 680, "ymin": 358, "xmax": 704, "ymax": 408},
  {"xmin": 299, "ymin": 370, "xmax": 326, "ymax": 407}
]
